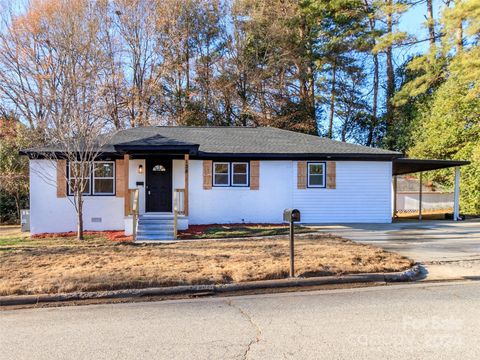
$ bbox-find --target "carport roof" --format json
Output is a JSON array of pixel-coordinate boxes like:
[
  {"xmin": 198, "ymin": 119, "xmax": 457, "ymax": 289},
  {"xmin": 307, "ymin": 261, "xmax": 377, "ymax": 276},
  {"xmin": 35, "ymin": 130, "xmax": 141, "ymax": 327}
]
[{"xmin": 393, "ymin": 158, "xmax": 470, "ymax": 175}]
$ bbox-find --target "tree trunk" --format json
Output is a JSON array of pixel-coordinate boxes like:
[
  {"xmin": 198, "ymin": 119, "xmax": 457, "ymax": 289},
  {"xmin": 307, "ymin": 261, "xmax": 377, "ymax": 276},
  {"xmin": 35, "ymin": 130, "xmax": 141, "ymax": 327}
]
[
  {"xmin": 362, "ymin": 0, "xmax": 379, "ymax": 147},
  {"xmin": 308, "ymin": 61, "xmax": 316, "ymax": 134},
  {"xmin": 426, "ymin": 0, "xmax": 435, "ymax": 48},
  {"xmin": 14, "ymin": 191, "xmax": 21, "ymax": 223},
  {"xmin": 385, "ymin": 0, "xmax": 395, "ymax": 145},
  {"xmin": 341, "ymin": 119, "xmax": 348, "ymax": 142},
  {"xmin": 455, "ymin": 0, "xmax": 463, "ymax": 52},
  {"xmin": 204, "ymin": 53, "xmax": 210, "ymax": 120},
  {"xmin": 240, "ymin": 73, "xmax": 248, "ymax": 126},
  {"xmin": 76, "ymin": 193, "xmax": 84, "ymax": 240},
  {"xmin": 185, "ymin": 28, "xmax": 190, "ymax": 103},
  {"xmin": 328, "ymin": 60, "xmax": 337, "ymax": 139},
  {"xmin": 455, "ymin": 24, "xmax": 463, "ymax": 51},
  {"xmin": 367, "ymin": 53, "xmax": 379, "ymax": 146}
]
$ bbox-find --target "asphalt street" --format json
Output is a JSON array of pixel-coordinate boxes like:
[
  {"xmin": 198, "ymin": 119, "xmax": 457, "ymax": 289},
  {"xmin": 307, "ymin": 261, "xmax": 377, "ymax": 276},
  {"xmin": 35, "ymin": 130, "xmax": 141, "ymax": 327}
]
[{"xmin": 2, "ymin": 281, "xmax": 480, "ymax": 360}]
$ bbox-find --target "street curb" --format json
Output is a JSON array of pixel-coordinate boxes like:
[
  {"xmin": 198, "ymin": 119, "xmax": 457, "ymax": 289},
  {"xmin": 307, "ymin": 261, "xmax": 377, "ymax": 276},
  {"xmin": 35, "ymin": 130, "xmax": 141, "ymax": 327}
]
[{"xmin": 0, "ymin": 265, "xmax": 421, "ymax": 307}]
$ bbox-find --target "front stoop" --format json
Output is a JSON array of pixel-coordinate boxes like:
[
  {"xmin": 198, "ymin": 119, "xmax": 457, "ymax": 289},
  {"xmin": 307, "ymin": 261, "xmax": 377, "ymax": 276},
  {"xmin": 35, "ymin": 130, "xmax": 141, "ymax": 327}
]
[{"xmin": 136, "ymin": 213, "xmax": 175, "ymax": 241}]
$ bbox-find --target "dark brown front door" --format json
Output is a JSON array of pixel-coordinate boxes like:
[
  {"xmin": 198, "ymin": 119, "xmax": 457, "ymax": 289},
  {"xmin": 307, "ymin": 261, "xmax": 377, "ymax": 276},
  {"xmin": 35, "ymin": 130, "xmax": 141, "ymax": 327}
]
[{"xmin": 146, "ymin": 158, "xmax": 172, "ymax": 212}]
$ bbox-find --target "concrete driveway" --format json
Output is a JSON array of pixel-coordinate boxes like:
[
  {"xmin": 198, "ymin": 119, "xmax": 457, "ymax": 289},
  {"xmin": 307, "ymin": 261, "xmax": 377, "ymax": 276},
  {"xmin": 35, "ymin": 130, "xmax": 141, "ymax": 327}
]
[{"xmin": 311, "ymin": 219, "xmax": 480, "ymax": 280}]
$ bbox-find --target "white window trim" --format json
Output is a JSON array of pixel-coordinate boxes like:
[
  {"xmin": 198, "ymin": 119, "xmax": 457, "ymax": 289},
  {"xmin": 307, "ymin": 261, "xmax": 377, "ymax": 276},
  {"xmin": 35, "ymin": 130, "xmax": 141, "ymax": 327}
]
[
  {"xmin": 93, "ymin": 161, "xmax": 115, "ymax": 195},
  {"xmin": 68, "ymin": 162, "xmax": 92, "ymax": 196},
  {"xmin": 307, "ymin": 162, "xmax": 326, "ymax": 188},
  {"xmin": 213, "ymin": 162, "xmax": 230, "ymax": 187},
  {"xmin": 231, "ymin": 162, "xmax": 249, "ymax": 187}
]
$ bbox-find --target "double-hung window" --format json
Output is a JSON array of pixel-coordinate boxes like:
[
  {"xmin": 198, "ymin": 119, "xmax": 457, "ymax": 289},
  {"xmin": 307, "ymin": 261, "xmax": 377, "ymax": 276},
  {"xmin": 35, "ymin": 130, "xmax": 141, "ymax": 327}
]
[
  {"xmin": 231, "ymin": 162, "xmax": 248, "ymax": 186},
  {"xmin": 68, "ymin": 162, "xmax": 92, "ymax": 195},
  {"xmin": 307, "ymin": 162, "xmax": 326, "ymax": 188},
  {"xmin": 68, "ymin": 161, "xmax": 115, "ymax": 196},
  {"xmin": 213, "ymin": 162, "xmax": 249, "ymax": 187},
  {"xmin": 93, "ymin": 162, "xmax": 115, "ymax": 195},
  {"xmin": 213, "ymin": 162, "xmax": 230, "ymax": 186}
]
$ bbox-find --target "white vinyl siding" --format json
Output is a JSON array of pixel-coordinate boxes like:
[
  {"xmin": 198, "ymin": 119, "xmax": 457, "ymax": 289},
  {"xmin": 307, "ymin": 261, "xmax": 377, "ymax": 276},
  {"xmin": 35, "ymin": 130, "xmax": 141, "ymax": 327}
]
[{"xmin": 293, "ymin": 161, "xmax": 392, "ymax": 223}]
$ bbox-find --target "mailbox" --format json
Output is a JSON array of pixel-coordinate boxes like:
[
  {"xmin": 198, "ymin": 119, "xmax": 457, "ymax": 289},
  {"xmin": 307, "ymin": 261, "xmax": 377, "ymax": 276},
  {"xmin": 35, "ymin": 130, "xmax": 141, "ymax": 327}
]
[
  {"xmin": 283, "ymin": 208, "xmax": 301, "ymax": 278},
  {"xmin": 283, "ymin": 208, "xmax": 301, "ymax": 223}
]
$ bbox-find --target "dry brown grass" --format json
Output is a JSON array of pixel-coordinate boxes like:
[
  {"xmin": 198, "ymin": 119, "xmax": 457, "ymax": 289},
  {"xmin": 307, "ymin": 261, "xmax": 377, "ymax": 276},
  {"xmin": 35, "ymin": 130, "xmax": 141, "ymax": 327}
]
[
  {"xmin": 0, "ymin": 233, "xmax": 413, "ymax": 296},
  {"xmin": 0, "ymin": 225, "xmax": 29, "ymax": 239}
]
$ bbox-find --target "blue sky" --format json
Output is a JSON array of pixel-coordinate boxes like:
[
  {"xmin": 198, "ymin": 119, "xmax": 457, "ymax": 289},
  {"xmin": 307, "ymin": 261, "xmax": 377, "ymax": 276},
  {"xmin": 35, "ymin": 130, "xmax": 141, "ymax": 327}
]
[{"xmin": 396, "ymin": 0, "xmax": 444, "ymax": 63}]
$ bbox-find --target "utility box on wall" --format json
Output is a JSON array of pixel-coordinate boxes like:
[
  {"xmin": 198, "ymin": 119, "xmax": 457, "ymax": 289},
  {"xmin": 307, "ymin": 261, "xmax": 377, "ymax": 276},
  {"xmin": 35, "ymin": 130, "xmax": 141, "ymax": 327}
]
[{"xmin": 21, "ymin": 209, "xmax": 30, "ymax": 232}]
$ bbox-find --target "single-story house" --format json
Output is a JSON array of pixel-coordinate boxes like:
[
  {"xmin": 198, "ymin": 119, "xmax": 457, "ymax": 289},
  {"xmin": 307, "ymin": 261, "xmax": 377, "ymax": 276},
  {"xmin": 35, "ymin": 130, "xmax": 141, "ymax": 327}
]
[{"xmin": 21, "ymin": 126, "xmax": 469, "ymax": 240}]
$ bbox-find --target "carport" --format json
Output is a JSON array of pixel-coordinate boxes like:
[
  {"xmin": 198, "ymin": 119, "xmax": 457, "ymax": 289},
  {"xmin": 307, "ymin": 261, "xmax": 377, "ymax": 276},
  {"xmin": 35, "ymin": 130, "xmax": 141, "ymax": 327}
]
[{"xmin": 392, "ymin": 158, "xmax": 470, "ymax": 221}]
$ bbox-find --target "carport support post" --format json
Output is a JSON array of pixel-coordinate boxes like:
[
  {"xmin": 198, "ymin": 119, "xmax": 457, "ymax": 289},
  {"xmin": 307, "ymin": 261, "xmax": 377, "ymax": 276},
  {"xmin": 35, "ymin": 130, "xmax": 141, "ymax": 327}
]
[
  {"xmin": 289, "ymin": 220, "xmax": 295, "ymax": 277},
  {"xmin": 419, "ymin": 172, "xmax": 423, "ymax": 221},
  {"xmin": 393, "ymin": 175, "xmax": 398, "ymax": 219},
  {"xmin": 454, "ymin": 166, "xmax": 460, "ymax": 221},
  {"xmin": 184, "ymin": 153, "xmax": 189, "ymax": 216}
]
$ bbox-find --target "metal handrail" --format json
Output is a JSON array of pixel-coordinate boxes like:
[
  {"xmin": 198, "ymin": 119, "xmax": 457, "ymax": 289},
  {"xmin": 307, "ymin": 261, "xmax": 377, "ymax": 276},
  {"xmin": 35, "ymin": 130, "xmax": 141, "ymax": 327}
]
[
  {"xmin": 174, "ymin": 188, "xmax": 185, "ymax": 215},
  {"xmin": 129, "ymin": 188, "xmax": 140, "ymax": 241},
  {"xmin": 173, "ymin": 191, "xmax": 178, "ymax": 239}
]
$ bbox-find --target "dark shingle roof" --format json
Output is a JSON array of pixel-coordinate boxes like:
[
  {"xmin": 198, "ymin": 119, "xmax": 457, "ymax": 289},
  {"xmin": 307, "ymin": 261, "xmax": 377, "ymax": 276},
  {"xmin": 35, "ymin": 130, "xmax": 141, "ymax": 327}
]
[
  {"xmin": 112, "ymin": 126, "xmax": 400, "ymax": 158},
  {"xmin": 22, "ymin": 126, "xmax": 402, "ymax": 160}
]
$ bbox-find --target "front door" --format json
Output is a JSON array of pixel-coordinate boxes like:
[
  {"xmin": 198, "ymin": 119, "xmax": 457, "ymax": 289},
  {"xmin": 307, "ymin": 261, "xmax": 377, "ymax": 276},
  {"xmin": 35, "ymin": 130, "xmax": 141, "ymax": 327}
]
[{"xmin": 146, "ymin": 158, "xmax": 172, "ymax": 212}]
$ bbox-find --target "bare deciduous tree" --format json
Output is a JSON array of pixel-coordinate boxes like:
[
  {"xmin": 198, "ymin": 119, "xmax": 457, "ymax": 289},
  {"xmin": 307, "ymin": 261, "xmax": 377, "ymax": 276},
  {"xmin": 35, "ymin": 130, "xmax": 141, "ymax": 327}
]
[{"xmin": 0, "ymin": 0, "xmax": 114, "ymax": 239}]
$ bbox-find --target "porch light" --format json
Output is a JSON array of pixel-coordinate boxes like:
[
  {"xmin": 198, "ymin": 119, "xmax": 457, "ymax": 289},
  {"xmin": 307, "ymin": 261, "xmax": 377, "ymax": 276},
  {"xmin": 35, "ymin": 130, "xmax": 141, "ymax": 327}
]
[{"xmin": 137, "ymin": 164, "xmax": 143, "ymax": 174}]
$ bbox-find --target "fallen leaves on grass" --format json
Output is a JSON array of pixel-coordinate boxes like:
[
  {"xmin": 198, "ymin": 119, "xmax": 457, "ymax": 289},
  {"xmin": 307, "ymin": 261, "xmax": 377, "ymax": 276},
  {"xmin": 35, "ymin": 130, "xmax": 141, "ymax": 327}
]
[{"xmin": 0, "ymin": 234, "xmax": 413, "ymax": 296}]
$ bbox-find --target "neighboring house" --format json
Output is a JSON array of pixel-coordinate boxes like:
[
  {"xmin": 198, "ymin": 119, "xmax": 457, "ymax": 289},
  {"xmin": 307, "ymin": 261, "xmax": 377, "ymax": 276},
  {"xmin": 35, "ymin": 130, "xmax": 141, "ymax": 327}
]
[{"xmin": 21, "ymin": 126, "xmax": 468, "ymax": 240}]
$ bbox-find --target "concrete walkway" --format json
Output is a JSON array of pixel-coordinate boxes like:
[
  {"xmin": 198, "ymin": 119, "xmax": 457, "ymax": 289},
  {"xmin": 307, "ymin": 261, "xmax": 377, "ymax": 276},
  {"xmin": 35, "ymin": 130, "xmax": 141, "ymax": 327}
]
[{"xmin": 311, "ymin": 219, "xmax": 480, "ymax": 280}]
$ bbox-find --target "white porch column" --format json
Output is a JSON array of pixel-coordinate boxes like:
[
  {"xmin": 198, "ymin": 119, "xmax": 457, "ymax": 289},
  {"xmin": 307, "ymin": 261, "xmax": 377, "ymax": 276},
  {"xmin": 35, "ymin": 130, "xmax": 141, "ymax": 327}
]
[{"xmin": 453, "ymin": 166, "xmax": 461, "ymax": 221}]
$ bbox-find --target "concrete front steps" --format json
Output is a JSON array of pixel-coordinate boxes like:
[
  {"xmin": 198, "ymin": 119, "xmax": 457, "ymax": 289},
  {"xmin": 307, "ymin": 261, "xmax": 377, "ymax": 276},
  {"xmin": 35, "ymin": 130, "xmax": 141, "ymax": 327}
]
[{"xmin": 136, "ymin": 213, "xmax": 175, "ymax": 241}]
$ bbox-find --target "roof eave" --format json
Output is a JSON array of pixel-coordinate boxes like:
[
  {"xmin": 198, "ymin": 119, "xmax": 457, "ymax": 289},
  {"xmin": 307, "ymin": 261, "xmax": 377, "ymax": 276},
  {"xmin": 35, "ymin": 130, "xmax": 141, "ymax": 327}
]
[
  {"xmin": 393, "ymin": 158, "xmax": 471, "ymax": 175},
  {"xmin": 195, "ymin": 152, "xmax": 402, "ymax": 161},
  {"xmin": 19, "ymin": 150, "xmax": 120, "ymax": 159}
]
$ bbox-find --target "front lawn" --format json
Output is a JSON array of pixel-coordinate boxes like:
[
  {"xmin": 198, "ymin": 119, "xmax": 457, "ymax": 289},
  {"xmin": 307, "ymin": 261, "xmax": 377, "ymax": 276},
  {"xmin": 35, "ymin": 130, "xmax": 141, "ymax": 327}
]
[{"xmin": 0, "ymin": 226, "xmax": 413, "ymax": 296}]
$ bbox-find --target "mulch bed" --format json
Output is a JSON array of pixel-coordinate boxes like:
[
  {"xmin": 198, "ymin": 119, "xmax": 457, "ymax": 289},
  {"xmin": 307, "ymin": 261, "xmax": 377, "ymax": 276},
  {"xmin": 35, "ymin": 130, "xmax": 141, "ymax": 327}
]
[
  {"xmin": 29, "ymin": 223, "xmax": 289, "ymax": 242},
  {"xmin": 31, "ymin": 231, "xmax": 132, "ymax": 242}
]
